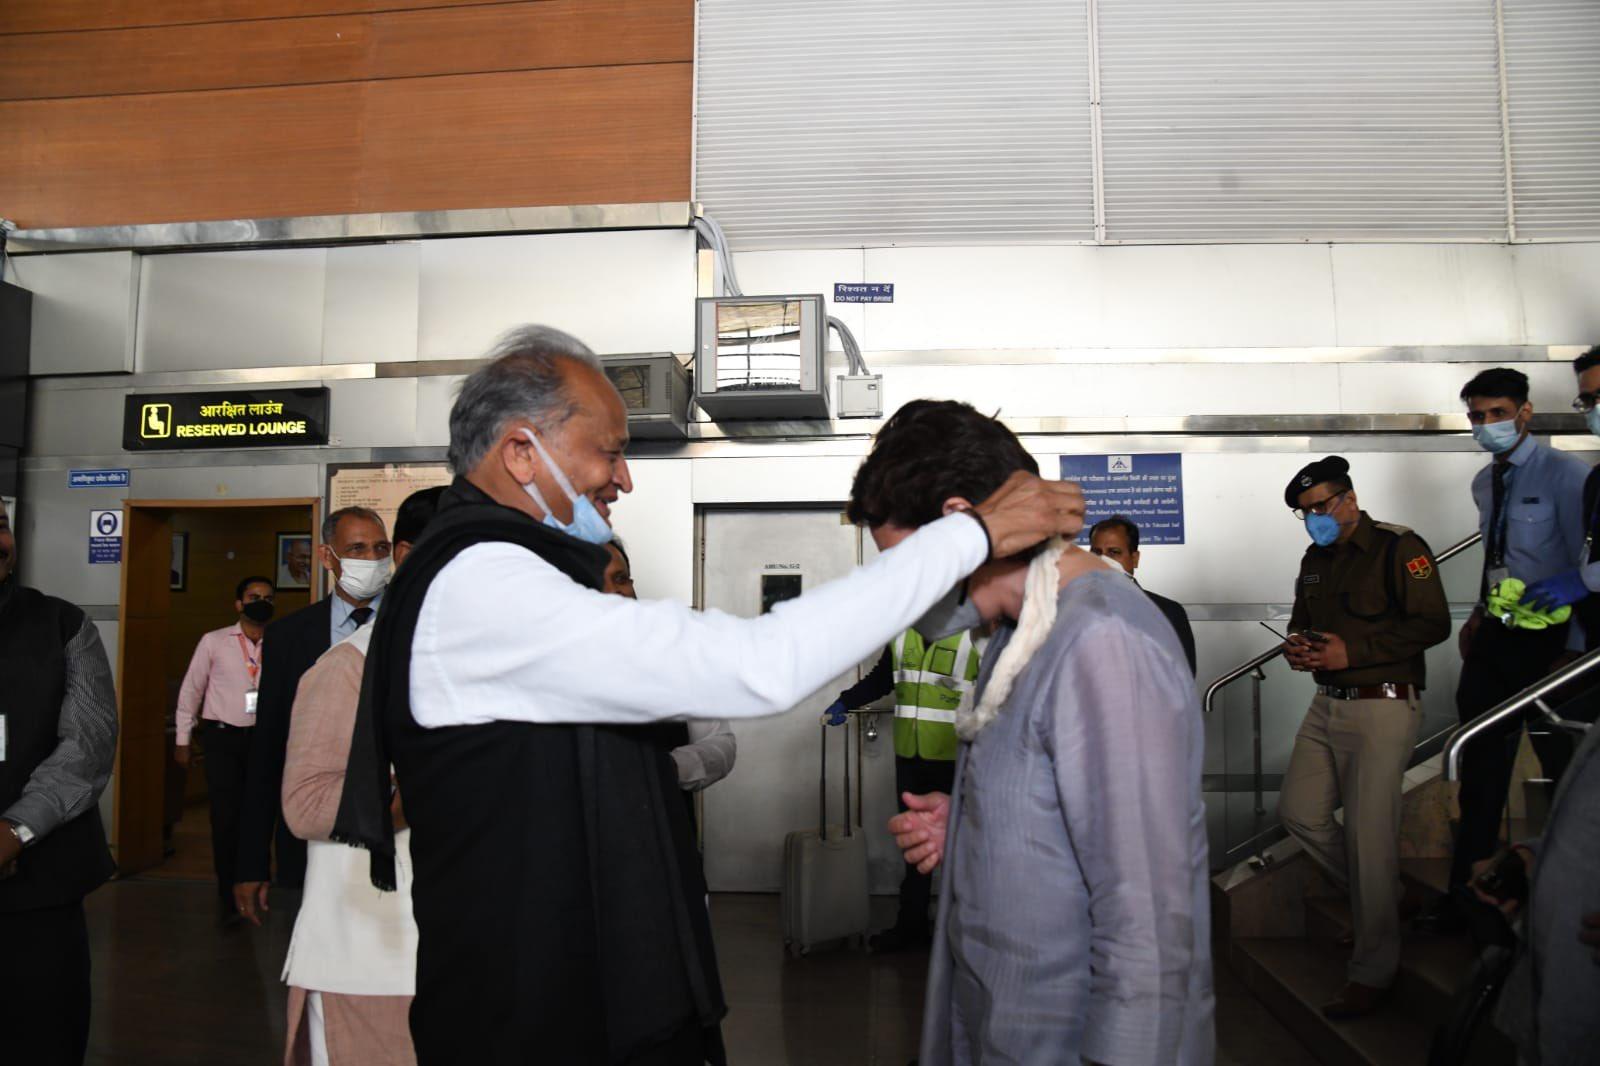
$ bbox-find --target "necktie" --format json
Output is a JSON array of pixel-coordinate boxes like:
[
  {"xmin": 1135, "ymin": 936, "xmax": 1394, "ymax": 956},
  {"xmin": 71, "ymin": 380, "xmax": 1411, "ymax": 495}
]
[
  {"xmin": 1490, "ymin": 461, "xmax": 1509, "ymax": 568},
  {"xmin": 350, "ymin": 607, "xmax": 374, "ymax": 628}
]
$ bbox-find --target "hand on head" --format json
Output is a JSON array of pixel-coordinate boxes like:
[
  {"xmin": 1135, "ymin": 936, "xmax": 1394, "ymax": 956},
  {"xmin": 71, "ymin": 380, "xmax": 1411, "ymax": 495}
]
[{"xmin": 967, "ymin": 471, "xmax": 1085, "ymax": 559}]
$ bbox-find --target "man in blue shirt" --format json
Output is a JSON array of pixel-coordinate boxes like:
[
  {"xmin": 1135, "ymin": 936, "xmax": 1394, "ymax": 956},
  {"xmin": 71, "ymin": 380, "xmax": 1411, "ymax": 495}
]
[{"xmin": 1417, "ymin": 368, "xmax": 1590, "ymax": 936}]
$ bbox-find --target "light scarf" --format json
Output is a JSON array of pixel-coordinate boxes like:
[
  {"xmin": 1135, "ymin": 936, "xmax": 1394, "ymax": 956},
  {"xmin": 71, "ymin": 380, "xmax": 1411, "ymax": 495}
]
[{"xmin": 955, "ymin": 538, "xmax": 1122, "ymax": 741}]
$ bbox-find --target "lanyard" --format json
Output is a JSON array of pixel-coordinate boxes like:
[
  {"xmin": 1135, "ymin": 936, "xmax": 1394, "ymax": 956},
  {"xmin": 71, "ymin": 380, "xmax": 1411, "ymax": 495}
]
[
  {"xmin": 1584, "ymin": 485, "xmax": 1600, "ymax": 563},
  {"xmin": 234, "ymin": 632, "xmax": 261, "ymax": 689},
  {"xmin": 1489, "ymin": 463, "xmax": 1516, "ymax": 568}
]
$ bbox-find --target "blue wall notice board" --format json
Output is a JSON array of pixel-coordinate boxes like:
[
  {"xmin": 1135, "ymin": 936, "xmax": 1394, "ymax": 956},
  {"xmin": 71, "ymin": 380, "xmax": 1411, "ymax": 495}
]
[{"xmin": 1058, "ymin": 453, "xmax": 1185, "ymax": 544}]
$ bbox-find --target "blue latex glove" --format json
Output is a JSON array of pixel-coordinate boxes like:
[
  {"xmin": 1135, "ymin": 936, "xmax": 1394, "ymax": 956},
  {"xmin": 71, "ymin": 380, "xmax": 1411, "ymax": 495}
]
[
  {"xmin": 1524, "ymin": 570, "xmax": 1590, "ymax": 612},
  {"xmin": 823, "ymin": 700, "xmax": 848, "ymax": 727}
]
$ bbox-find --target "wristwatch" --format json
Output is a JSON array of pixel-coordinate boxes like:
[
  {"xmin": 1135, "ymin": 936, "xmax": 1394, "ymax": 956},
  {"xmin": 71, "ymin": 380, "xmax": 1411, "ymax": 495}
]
[{"xmin": 2, "ymin": 820, "xmax": 34, "ymax": 847}]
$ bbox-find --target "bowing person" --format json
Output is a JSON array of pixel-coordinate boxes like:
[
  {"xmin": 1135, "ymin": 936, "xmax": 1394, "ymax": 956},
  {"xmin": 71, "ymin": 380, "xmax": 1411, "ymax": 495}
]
[{"xmin": 332, "ymin": 324, "xmax": 1084, "ymax": 1066}]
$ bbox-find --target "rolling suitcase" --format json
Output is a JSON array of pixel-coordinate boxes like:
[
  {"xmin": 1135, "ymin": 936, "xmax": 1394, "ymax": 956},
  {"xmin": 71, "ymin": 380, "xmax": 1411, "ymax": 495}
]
[{"xmin": 781, "ymin": 715, "xmax": 870, "ymax": 957}]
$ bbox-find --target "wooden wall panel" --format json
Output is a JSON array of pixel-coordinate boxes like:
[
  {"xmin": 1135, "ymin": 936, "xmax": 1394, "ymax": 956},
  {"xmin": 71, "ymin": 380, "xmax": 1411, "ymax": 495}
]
[
  {"xmin": 0, "ymin": 0, "xmax": 693, "ymax": 229},
  {"xmin": 361, "ymin": 64, "xmax": 692, "ymax": 212},
  {"xmin": 0, "ymin": 0, "xmax": 691, "ymax": 102},
  {"xmin": 370, "ymin": 0, "xmax": 690, "ymax": 80},
  {"xmin": 0, "ymin": 0, "xmax": 498, "ymax": 35},
  {"xmin": 0, "ymin": 16, "xmax": 373, "ymax": 101},
  {"xmin": 1, "ymin": 83, "xmax": 366, "ymax": 227}
]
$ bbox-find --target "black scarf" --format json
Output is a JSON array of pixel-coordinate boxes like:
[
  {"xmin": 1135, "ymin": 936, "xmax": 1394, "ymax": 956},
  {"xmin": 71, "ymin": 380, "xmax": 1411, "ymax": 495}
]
[{"xmin": 332, "ymin": 475, "xmax": 610, "ymax": 886}]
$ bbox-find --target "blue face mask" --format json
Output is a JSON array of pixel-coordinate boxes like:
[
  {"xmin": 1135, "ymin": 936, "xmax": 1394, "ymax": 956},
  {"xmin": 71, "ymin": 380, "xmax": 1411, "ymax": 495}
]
[
  {"xmin": 1305, "ymin": 513, "xmax": 1342, "ymax": 547},
  {"xmin": 1586, "ymin": 407, "xmax": 1600, "ymax": 440},
  {"xmin": 1472, "ymin": 418, "xmax": 1522, "ymax": 454},
  {"xmin": 519, "ymin": 429, "xmax": 614, "ymax": 546}
]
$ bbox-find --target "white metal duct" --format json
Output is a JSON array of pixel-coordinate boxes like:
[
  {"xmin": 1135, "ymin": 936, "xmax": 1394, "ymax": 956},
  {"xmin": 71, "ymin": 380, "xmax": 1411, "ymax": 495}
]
[
  {"xmin": 1092, "ymin": 0, "xmax": 1511, "ymax": 242},
  {"xmin": 1502, "ymin": 0, "xmax": 1600, "ymax": 239},
  {"xmin": 694, "ymin": 0, "xmax": 1094, "ymax": 249}
]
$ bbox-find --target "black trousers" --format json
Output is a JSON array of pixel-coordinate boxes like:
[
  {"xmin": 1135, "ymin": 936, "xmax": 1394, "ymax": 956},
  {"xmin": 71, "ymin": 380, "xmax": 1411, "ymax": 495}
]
[
  {"xmin": 199, "ymin": 720, "xmax": 253, "ymax": 902},
  {"xmin": 1451, "ymin": 620, "xmax": 1574, "ymax": 887},
  {"xmin": 893, "ymin": 754, "xmax": 957, "ymax": 933},
  {"xmin": 0, "ymin": 900, "xmax": 91, "ymax": 1065}
]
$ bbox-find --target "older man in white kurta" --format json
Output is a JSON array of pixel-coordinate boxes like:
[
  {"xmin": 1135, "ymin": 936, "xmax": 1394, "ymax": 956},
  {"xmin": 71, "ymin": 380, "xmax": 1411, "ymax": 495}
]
[{"xmin": 918, "ymin": 568, "xmax": 1214, "ymax": 1065}]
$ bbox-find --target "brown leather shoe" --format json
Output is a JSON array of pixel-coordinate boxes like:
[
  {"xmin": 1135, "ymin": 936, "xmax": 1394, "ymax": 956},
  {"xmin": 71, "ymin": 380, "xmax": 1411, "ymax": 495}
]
[{"xmin": 1321, "ymin": 980, "xmax": 1389, "ymax": 1020}]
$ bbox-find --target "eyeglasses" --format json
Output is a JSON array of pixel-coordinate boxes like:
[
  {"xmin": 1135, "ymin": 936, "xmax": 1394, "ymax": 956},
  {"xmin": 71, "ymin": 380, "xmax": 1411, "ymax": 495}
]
[
  {"xmin": 1572, "ymin": 391, "xmax": 1600, "ymax": 413},
  {"xmin": 1292, "ymin": 489, "xmax": 1348, "ymax": 521}
]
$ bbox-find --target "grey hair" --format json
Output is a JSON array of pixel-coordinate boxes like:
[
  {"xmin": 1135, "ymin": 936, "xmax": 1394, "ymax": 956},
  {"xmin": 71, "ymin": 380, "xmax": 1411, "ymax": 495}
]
[
  {"xmin": 322, "ymin": 505, "xmax": 385, "ymax": 546},
  {"xmin": 447, "ymin": 325, "xmax": 602, "ymax": 474}
]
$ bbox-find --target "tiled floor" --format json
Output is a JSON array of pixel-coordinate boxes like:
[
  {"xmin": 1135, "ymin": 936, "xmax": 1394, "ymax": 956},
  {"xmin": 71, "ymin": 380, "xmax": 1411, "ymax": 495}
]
[{"xmin": 84, "ymin": 877, "xmax": 1315, "ymax": 1064}]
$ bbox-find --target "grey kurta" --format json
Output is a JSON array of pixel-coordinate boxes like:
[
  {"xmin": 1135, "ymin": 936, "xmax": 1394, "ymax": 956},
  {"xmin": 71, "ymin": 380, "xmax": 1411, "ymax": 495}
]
[{"xmin": 921, "ymin": 570, "xmax": 1215, "ymax": 1066}]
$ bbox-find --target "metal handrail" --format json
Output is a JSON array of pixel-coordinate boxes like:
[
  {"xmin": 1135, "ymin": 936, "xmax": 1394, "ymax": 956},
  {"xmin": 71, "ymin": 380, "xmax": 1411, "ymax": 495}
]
[
  {"xmin": 1201, "ymin": 531, "xmax": 1483, "ymax": 717},
  {"xmin": 1201, "ymin": 529, "xmax": 1481, "ymax": 869},
  {"xmin": 1444, "ymin": 645, "xmax": 1600, "ymax": 780}
]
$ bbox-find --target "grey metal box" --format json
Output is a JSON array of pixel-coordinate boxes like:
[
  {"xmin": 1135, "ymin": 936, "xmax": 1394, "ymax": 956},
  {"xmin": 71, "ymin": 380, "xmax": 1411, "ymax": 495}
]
[
  {"xmin": 601, "ymin": 353, "xmax": 691, "ymax": 440},
  {"xmin": 694, "ymin": 295, "xmax": 829, "ymax": 421}
]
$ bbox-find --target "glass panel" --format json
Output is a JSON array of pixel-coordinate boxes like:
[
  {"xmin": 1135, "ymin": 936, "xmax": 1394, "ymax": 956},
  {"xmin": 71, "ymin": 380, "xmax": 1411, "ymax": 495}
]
[
  {"xmin": 714, "ymin": 300, "xmax": 804, "ymax": 392},
  {"xmin": 604, "ymin": 363, "xmax": 651, "ymax": 411}
]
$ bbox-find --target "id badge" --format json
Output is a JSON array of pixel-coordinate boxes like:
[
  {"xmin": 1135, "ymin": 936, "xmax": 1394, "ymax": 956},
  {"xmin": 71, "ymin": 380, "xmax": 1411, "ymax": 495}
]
[
  {"xmin": 1488, "ymin": 567, "xmax": 1510, "ymax": 589},
  {"xmin": 244, "ymin": 690, "xmax": 259, "ymax": 716}
]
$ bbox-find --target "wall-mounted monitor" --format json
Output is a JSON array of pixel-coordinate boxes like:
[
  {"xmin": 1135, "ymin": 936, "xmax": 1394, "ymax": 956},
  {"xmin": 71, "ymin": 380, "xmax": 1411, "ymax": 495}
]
[
  {"xmin": 600, "ymin": 353, "xmax": 691, "ymax": 440},
  {"xmin": 694, "ymin": 295, "xmax": 829, "ymax": 420}
]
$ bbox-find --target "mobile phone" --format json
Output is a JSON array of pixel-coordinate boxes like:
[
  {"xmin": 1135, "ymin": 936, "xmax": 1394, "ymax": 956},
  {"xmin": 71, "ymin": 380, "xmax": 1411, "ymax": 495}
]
[
  {"xmin": 1301, "ymin": 630, "xmax": 1330, "ymax": 644},
  {"xmin": 1473, "ymin": 848, "xmax": 1530, "ymax": 907}
]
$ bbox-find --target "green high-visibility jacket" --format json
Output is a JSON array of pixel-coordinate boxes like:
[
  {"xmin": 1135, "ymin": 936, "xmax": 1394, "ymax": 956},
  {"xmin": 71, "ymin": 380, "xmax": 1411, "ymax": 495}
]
[{"xmin": 891, "ymin": 628, "xmax": 982, "ymax": 761}]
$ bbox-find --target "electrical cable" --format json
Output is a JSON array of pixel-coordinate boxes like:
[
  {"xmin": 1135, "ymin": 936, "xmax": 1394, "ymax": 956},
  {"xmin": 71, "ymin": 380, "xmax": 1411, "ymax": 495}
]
[{"xmin": 695, "ymin": 212, "xmax": 872, "ymax": 377}]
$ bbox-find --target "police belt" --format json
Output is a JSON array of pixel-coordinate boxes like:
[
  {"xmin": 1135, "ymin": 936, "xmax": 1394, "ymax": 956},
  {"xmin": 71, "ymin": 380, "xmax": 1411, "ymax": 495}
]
[{"xmin": 1316, "ymin": 683, "xmax": 1418, "ymax": 702}]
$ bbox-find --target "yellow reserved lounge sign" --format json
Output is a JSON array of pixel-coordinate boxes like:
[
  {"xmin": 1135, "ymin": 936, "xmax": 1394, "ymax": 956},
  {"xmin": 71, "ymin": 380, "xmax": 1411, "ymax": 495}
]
[{"xmin": 122, "ymin": 388, "xmax": 330, "ymax": 451}]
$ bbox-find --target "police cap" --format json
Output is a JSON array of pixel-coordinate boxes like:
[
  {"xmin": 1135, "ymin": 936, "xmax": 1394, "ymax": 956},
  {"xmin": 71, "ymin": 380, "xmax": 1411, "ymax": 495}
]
[{"xmin": 1285, "ymin": 455, "xmax": 1351, "ymax": 509}]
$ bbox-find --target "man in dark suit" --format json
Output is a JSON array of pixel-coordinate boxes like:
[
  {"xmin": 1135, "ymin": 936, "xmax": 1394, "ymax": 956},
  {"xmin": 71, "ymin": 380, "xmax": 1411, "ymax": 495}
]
[
  {"xmin": 233, "ymin": 506, "xmax": 391, "ymax": 925},
  {"xmin": 1089, "ymin": 514, "xmax": 1198, "ymax": 676}
]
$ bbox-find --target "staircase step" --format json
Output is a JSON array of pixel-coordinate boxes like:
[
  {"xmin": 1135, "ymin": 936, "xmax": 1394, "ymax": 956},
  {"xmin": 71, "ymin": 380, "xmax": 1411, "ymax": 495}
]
[
  {"xmin": 1302, "ymin": 896, "xmax": 1479, "ymax": 1020},
  {"xmin": 1400, "ymin": 856, "xmax": 1451, "ymax": 900},
  {"xmin": 1232, "ymin": 938, "xmax": 1433, "ymax": 1066}
]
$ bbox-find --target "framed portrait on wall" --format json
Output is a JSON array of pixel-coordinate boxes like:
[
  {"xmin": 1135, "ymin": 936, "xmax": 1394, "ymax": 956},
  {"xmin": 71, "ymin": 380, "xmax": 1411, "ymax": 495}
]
[
  {"xmin": 170, "ymin": 532, "xmax": 188, "ymax": 592},
  {"xmin": 276, "ymin": 532, "xmax": 314, "ymax": 591}
]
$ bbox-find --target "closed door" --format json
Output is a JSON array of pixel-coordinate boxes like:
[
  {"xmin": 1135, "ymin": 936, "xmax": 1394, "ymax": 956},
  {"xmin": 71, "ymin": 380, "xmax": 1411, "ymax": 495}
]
[{"xmin": 698, "ymin": 508, "xmax": 901, "ymax": 893}]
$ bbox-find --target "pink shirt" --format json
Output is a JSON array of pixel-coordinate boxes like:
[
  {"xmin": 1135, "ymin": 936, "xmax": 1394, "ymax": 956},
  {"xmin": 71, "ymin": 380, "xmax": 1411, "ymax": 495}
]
[{"xmin": 176, "ymin": 622, "xmax": 262, "ymax": 744}]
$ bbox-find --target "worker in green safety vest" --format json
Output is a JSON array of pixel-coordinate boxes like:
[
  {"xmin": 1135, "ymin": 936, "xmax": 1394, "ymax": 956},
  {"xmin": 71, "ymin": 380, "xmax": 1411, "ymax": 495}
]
[{"xmin": 824, "ymin": 625, "xmax": 983, "ymax": 952}]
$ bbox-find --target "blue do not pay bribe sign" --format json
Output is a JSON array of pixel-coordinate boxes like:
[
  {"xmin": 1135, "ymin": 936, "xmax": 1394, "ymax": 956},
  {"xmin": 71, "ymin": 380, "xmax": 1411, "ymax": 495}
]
[{"xmin": 1059, "ymin": 453, "xmax": 1185, "ymax": 545}]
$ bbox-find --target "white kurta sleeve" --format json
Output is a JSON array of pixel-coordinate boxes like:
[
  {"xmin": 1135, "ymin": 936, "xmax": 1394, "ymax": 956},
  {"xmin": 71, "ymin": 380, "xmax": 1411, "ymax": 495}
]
[
  {"xmin": 670, "ymin": 720, "xmax": 737, "ymax": 791},
  {"xmin": 410, "ymin": 512, "xmax": 989, "ymax": 727}
]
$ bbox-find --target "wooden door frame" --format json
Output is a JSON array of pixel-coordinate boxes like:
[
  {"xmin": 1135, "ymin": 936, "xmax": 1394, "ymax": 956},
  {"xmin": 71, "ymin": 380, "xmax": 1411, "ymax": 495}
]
[{"xmin": 112, "ymin": 497, "xmax": 322, "ymax": 872}]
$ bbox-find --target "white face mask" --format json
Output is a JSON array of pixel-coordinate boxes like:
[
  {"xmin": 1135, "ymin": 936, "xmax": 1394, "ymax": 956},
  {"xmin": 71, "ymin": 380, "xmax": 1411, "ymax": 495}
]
[{"xmin": 337, "ymin": 556, "xmax": 391, "ymax": 601}]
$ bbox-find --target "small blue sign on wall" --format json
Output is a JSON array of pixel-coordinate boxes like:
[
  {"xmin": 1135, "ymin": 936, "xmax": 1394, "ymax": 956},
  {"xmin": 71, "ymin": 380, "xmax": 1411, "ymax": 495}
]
[
  {"xmin": 833, "ymin": 283, "xmax": 894, "ymax": 304},
  {"xmin": 1058, "ymin": 453, "xmax": 1185, "ymax": 545},
  {"xmin": 88, "ymin": 508, "xmax": 124, "ymax": 564},
  {"xmin": 69, "ymin": 469, "xmax": 130, "ymax": 489}
]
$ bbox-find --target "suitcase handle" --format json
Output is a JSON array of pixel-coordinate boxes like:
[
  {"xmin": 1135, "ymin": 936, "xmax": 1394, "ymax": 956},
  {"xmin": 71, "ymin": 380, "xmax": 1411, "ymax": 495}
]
[{"xmin": 818, "ymin": 715, "xmax": 855, "ymax": 839}]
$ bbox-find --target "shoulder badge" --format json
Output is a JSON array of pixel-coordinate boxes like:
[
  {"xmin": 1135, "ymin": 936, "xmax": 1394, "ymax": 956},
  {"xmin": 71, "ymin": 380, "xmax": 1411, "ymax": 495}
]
[{"xmin": 1406, "ymin": 555, "xmax": 1433, "ymax": 580}]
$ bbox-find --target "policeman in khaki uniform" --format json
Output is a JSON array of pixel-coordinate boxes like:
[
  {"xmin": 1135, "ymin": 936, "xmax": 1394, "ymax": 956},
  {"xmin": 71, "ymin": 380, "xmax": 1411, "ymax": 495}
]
[
  {"xmin": 826, "ymin": 626, "xmax": 980, "ymax": 952},
  {"xmin": 1276, "ymin": 456, "xmax": 1452, "ymax": 1021}
]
